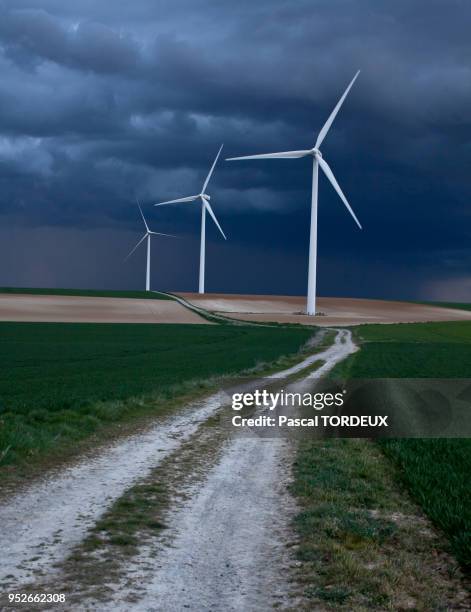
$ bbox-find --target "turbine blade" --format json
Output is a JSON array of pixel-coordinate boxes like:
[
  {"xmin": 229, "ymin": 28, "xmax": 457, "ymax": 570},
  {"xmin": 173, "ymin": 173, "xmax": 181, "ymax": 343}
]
[
  {"xmin": 226, "ymin": 150, "xmax": 311, "ymax": 161},
  {"xmin": 125, "ymin": 233, "xmax": 148, "ymax": 261},
  {"xmin": 315, "ymin": 71, "xmax": 360, "ymax": 149},
  {"xmin": 149, "ymin": 231, "xmax": 177, "ymax": 238},
  {"xmin": 136, "ymin": 199, "xmax": 149, "ymax": 232},
  {"xmin": 202, "ymin": 144, "xmax": 223, "ymax": 193},
  {"xmin": 318, "ymin": 157, "xmax": 362, "ymax": 229},
  {"xmin": 204, "ymin": 201, "xmax": 227, "ymax": 240},
  {"xmin": 154, "ymin": 195, "xmax": 199, "ymax": 206}
]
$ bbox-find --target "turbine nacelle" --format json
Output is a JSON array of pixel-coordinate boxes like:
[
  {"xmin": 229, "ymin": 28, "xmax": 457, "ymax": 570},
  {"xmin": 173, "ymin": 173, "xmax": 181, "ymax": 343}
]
[
  {"xmin": 226, "ymin": 71, "xmax": 361, "ymax": 232},
  {"xmin": 153, "ymin": 140, "xmax": 227, "ymax": 293},
  {"xmin": 125, "ymin": 200, "xmax": 175, "ymax": 262},
  {"xmin": 153, "ymin": 144, "xmax": 226, "ymax": 293}
]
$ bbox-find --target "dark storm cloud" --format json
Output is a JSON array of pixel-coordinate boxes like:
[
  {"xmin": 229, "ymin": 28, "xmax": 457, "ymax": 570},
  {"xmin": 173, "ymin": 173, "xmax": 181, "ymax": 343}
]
[
  {"xmin": 0, "ymin": 0, "xmax": 470, "ymax": 298},
  {"xmin": 0, "ymin": 8, "xmax": 139, "ymax": 74}
]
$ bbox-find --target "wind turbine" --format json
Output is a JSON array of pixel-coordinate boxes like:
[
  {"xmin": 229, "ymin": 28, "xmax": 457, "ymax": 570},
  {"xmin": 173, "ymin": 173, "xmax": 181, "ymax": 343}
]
[
  {"xmin": 154, "ymin": 145, "xmax": 226, "ymax": 294},
  {"xmin": 227, "ymin": 72, "xmax": 362, "ymax": 316},
  {"xmin": 125, "ymin": 201, "xmax": 174, "ymax": 292}
]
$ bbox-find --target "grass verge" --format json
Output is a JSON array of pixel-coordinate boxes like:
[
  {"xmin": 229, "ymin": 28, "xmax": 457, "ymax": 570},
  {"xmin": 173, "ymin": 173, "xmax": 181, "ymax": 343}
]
[{"xmin": 291, "ymin": 438, "xmax": 468, "ymax": 610}]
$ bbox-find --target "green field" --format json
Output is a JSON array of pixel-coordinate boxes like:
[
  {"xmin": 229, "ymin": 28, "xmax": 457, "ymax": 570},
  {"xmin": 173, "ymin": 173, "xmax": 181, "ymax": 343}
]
[
  {"xmin": 0, "ymin": 287, "xmax": 171, "ymax": 299},
  {"xmin": 336, "ymin": 321, "xmax": 471, "ymax": 378},
  {"xmin": 379, "ymin": 438, "xmax": 471, "ymax": 568},
  {"xmin": 338, "ymin": 321, "xmax": 471, "ymax": 569},
  {"xmin": 0, "ymin": 322, "xmax": 312, "ymax": 469},
  {"xmin": 418, "ymin": 300, "xmax": 471, "ymax": 312}
]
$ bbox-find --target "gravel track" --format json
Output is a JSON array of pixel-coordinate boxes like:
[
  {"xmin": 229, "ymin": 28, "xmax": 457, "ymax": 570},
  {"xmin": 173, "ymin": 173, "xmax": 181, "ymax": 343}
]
[
  {"xmin": 0, "ymin": 394, "xmax": 226, "ymax": 588},
  {"xmin": 93, "ymin": 329, "xmax": 357, "ymax": 611}
]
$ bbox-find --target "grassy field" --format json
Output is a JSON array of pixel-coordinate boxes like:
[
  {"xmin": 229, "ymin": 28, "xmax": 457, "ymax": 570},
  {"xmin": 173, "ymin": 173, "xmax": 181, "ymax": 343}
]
[
  {"xmin": 291, "ymin": 439, "xmax": 463, "ymax": 609},
  {"xmin": 379, "ymin": 438, "xmax": 471, "ymax": 568},
  {"xmin": 418, "ymin": 300, "xmax": 471, "ymax": 311},
  {"xmin": 0, "ymin": 321, "xmax": 312, "ymax": 469},
  {"xmin": 334, "ymin": 321, "xmax": 471, "ymax": 569},
  {"xmin": 334, "ymin": 320, "xmax": 471, "ymax": 378},
  {"xmin": 0, "ymin": 287, "xmax": 171, "ymax": 299}
]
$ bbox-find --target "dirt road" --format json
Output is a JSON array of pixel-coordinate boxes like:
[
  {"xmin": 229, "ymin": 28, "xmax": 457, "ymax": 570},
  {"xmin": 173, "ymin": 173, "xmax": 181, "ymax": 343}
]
[
  {"xmin": 0, "ymin": 330, "xmax": 355, "ymax": 610},
  {"xmin": 100, "ymin": 437, "xmax": 296, "ymax": 612}
]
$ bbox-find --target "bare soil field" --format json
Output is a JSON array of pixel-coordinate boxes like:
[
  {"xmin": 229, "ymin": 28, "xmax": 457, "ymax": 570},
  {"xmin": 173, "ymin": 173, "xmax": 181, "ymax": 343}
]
[
  {"xmin": 0, "ymin": 293, "xmax": 209, "ymax": 324},
  {"xmin": 177, "ymin": 293, "xmax": 471, "ymax": 326}
]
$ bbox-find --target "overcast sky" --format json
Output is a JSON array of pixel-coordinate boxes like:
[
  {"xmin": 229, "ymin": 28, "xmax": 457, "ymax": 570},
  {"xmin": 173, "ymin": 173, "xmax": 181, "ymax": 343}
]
[{"xmin": 0, "ymin": 0, "xmax": 470, "ymax": 300}]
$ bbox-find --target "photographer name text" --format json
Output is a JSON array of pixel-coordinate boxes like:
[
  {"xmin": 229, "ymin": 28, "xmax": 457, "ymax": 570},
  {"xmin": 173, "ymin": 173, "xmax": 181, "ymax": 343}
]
[{"xmin": 231, "ymin": 389, "xmax": 389, "ymax": 429}]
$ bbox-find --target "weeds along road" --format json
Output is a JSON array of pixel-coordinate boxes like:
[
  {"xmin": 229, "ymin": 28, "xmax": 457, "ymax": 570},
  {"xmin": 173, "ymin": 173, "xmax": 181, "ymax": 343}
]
[{"xmin": 0, "ymin": 329, "xmax": 356, "ymax": 610}]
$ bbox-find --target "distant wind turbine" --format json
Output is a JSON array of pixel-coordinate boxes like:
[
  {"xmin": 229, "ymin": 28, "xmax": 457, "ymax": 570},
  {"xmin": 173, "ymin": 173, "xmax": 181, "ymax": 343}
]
[
  {"xmin": 154, "ymin": 145, "xmax": 227, "ymax": 294},
  {"xmin": 227, "ymin": 72, "xmax": 362, "ymax": 315},
  {"xmin": 125, "ymin": 200, "xmax": 175, "ymax": 292}
]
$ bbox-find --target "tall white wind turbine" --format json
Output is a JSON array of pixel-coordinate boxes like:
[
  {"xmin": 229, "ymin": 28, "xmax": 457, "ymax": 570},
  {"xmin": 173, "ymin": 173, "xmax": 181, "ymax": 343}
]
[
  {"xmin": 125, "ymin": 201, "xmax": 174, "ymax": 292},
  {"xmin": 227, "ymin": 72, "xmax": 362, "ymax": 315},
  {"xmin": 154, "ymin": 145, "xmax": 226, "ymax": 294}
]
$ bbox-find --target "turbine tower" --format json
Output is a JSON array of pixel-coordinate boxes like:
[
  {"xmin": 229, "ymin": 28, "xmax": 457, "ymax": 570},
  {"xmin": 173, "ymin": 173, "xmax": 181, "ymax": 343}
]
[
  {"xmin": 155, "ymin": 145, "xmax": 227, "ymax": 294},
  {"xmin": 125, "ymin": 201, "xmax": 174, "ymax": 292},
  {"xmin": 227, "ymin": 72, "xmax": 362, "ymax": 315}
]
